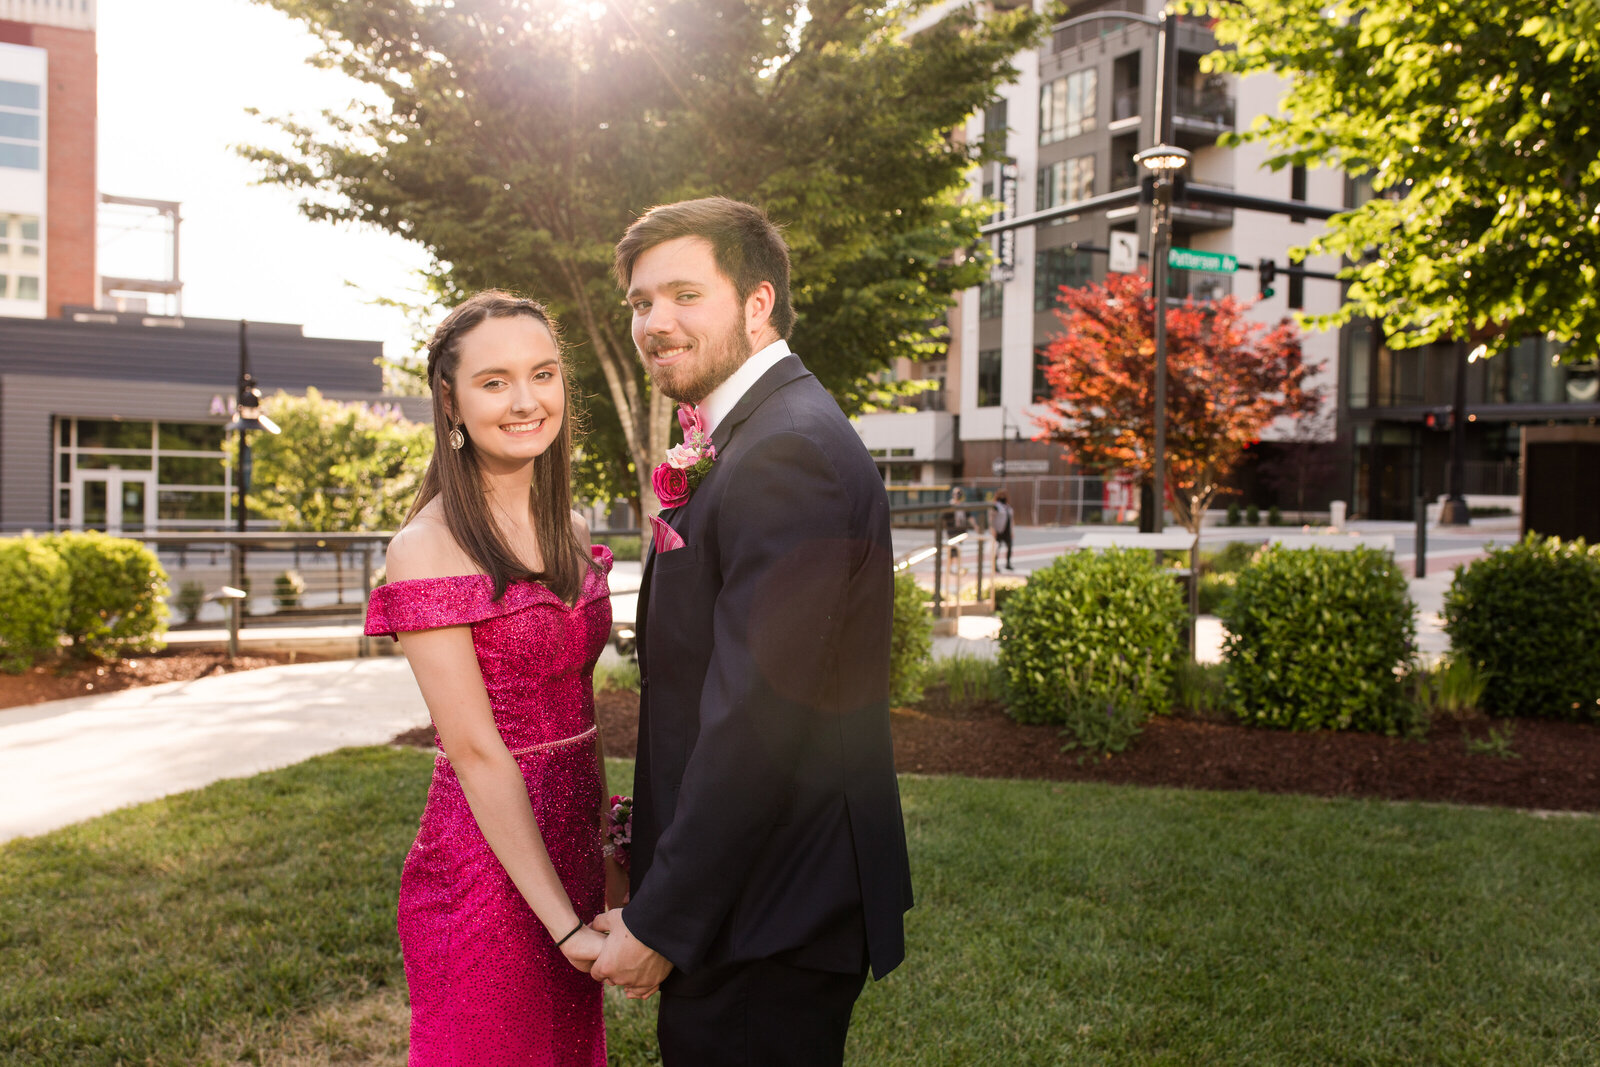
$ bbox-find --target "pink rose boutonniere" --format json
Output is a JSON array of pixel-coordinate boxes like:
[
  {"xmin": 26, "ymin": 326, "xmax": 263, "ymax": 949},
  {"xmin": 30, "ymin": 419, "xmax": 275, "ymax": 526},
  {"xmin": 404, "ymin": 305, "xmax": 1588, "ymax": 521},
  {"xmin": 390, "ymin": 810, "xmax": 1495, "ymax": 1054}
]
[
  {"xmin": 652, "ymin": 404, "xmax": 717, "ymax": 508},
  {"xmin": 604, "ymin": 794, "xmax": 633, "ymax": 870}
]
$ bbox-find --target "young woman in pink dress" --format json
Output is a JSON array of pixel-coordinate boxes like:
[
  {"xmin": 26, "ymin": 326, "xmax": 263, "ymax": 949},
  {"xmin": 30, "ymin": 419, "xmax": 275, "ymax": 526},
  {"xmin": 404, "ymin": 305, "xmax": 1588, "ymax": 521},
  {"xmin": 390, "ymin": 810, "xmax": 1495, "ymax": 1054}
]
[{"xmin": 364, "ymin": 291, "xmax": 625, "ymax": 1065}]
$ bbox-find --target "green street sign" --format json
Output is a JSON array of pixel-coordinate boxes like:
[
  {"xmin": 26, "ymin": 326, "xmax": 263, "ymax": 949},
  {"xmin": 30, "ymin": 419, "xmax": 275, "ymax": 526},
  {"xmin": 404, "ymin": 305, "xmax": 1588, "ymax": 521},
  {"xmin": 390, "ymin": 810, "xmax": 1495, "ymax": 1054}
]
[{"xmin": 1168, "ymin": 247, "xmax": 1238, "ymax": 273}]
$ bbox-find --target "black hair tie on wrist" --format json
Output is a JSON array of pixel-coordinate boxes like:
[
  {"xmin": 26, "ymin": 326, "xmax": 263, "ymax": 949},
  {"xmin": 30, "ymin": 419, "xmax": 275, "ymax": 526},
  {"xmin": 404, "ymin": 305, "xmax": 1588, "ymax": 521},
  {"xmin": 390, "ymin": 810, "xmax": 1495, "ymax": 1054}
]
[{"xmin": 554, "ymin": 921, "xmax": 584, "ymax": 948}]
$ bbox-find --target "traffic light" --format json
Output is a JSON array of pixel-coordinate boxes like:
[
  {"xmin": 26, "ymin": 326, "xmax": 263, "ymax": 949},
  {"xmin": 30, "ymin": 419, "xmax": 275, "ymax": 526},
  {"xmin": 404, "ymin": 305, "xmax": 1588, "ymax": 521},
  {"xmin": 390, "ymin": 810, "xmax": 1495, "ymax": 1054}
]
[
  {"xmin": 1424, "ymin": 407, "xmax": 1455, "ymax": 432},
  {"xmin": 1257, "ymin": 258, "xmax": 1277, "ymax": 299}
]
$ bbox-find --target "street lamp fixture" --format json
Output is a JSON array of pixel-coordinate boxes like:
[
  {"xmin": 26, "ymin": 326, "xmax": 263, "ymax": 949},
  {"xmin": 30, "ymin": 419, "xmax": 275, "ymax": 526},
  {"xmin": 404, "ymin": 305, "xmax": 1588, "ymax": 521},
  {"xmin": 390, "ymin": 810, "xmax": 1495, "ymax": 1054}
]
[
  {"xmin": 1134, "ymin": 143, "xmax": 1192, "ymax": 534},
  {"xmin": 223, "ymin": 320, "xmax": 281, "ymax": 534}
]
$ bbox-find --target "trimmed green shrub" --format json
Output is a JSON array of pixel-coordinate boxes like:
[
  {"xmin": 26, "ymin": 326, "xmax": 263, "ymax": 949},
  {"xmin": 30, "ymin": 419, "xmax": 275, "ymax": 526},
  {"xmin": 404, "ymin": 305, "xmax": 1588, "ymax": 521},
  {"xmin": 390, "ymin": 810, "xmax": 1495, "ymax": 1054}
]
[
  {"xmin": 1245, "ymin": 503, "xmax": 1261, "ymax": 526},
  {"xmin": 997, "ymin": 548, "xmax": 1186, "ymax": 729},
  {"xmin": 42, "ymin": 532, "xmax": 169, "ymax": 659},
  {"xmin": 1205, "ymin": 540, "xmax": 1259, "ymax": 575},
  {"xmin": 0, "ymin": 538, "xmax": 69, "ymax": 672},
  {"xmin": 273, "ymin": 569, "xmax": 306, "ymax": 609},
  {"xmin": 1197, "ymin": 571, "xmax": 1237, "ymax": 615},
  {"xmin": 1442, "ymin": 536, "xmax": 1600, "ymax": 720},
  {"xmin": 173, "ymin": 580, "xmax": 205, "ymax": 625},
  {"xmin": 1267, "ymin": 505, "xmax": 1283, "ymax": 527},
  {"xmin": 1225, "ymin": 502, "xmax": 1242, "ymax": 526},
  {"xmin": 890, "ymin": 570, "xmax": 933, "ymax": 707},
  {"xmin": 1220, "ymin": 545, "xmax": 1419, "ymax": 733}
]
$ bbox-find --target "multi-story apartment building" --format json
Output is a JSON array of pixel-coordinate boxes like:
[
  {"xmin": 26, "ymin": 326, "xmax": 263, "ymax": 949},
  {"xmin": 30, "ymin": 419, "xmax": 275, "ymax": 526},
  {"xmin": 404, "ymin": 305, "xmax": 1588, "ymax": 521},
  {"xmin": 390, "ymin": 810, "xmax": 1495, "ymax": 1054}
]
[
  {"xmin": 865, "ymin": 0, "xmax": 1600, "ymax": 524},
  {"xmin": 0, "ymin": 0, "xmax": 96, "ymax": 319},
  {"xmin": 859, "ymin": 0, "xmax": 1348, "ymax": 523}
]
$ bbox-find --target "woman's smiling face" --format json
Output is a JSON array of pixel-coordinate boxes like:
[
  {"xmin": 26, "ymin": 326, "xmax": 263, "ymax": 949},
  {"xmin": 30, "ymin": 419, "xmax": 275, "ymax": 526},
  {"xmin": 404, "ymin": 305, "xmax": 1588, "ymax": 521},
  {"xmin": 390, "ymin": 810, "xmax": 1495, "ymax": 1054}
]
[{"xmin": 446, "ymin": 314, "xmax": 565, "ymax": 471}]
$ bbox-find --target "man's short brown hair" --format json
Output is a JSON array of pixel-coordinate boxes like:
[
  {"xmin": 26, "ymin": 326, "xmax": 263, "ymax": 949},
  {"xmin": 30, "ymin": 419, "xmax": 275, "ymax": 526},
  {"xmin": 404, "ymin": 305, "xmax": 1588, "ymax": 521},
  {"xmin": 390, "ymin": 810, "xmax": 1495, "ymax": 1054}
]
[{"xmin": 614, "ymin": 197, "xmax": 795, "ymax": 339}]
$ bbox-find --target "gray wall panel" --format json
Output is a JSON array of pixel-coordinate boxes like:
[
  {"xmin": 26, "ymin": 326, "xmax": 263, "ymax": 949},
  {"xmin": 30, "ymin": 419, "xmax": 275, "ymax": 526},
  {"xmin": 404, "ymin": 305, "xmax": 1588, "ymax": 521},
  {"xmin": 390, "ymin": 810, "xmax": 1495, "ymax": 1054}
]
[{"xmin": 0, "ymin": 315, "xmax": 383, "ymax": 394}]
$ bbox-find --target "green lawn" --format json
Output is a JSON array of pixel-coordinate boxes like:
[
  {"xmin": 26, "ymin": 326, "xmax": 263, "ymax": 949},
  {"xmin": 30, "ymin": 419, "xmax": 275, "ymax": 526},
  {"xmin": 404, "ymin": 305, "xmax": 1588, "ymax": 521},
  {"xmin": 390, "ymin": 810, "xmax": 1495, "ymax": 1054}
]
[{"xmin": 3, "ymin": 749, "xmax": 1597, "ymax": 1065}]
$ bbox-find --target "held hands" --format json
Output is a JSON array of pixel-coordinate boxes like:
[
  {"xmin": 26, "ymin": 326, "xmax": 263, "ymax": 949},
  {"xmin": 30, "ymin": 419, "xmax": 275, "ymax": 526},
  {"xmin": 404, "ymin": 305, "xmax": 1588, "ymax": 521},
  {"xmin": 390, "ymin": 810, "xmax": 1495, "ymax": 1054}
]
[
  {"xmin": 556, "ymin": 923, "xmax": 608, "ymax": 975},
  {"xmin": 589, "ymin": 909, "xmax": 674, "ymax": 999}
]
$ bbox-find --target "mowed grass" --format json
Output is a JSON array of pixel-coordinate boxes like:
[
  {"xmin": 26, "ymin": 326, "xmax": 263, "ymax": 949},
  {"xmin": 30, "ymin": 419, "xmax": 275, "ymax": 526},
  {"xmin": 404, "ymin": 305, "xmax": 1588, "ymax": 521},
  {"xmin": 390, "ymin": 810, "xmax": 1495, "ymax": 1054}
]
[{"xmin": 3, "ymin": 751, "xmax": 1598, "ymax": 1065}]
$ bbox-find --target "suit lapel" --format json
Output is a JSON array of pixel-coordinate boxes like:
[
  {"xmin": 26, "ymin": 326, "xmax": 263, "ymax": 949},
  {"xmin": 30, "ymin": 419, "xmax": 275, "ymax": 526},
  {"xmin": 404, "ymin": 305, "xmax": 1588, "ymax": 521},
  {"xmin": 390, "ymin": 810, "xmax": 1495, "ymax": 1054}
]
[{"xmin": 711, "ymin": 355, "xmax": 811, "ymax": 454}]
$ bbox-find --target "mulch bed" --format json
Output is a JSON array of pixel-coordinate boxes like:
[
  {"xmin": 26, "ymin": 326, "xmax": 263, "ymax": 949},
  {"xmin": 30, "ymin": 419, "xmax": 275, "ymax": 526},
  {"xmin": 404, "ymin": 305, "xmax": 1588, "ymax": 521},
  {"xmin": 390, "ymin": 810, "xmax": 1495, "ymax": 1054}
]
[
  {"xmin": 18, "ymin": 652, "xmax": 1588, "ymax": 814},
  {"xmin": 587, "ymin": 686, "xmax": 1600, "ymax": 814},
  {"xmin": 0, "ymin": 650, "xmax": 326, "ymax": 709}
]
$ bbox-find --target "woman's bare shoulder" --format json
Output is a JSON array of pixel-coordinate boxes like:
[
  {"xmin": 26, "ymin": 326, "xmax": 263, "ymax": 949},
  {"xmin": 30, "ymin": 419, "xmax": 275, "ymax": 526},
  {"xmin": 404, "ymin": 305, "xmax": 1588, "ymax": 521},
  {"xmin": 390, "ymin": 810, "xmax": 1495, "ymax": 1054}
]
[
  {"xmin": 570, "ymin": 509, "xmax": 592, "ymax": 553},
  {"xmin": 387, "ymin": 503, "xmax": 478, "ymax": 582}
]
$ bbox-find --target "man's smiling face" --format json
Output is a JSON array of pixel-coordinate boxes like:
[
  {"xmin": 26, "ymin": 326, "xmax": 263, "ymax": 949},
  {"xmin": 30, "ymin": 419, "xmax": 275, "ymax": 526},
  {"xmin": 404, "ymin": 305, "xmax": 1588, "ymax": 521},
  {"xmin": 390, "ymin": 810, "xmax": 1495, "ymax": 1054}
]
[{"xmin": 626, "ymin": 236, "xmax": 754, "ymax": 405}]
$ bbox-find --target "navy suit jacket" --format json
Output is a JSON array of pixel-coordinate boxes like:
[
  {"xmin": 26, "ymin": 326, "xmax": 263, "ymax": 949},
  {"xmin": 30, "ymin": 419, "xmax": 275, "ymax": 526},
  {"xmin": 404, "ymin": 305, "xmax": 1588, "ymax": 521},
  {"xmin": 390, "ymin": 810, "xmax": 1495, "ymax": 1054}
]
[{"xmin": 624, "ymin": 355, "xmax": 913, "ymax": 989}]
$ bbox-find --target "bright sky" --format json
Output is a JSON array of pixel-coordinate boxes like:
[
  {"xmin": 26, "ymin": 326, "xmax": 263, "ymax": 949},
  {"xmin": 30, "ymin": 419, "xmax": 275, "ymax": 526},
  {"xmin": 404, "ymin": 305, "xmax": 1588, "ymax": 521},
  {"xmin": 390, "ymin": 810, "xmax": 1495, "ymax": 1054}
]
[{"xmin": 96, "ymin": 0, "xmax": 433, "ymax": 362}]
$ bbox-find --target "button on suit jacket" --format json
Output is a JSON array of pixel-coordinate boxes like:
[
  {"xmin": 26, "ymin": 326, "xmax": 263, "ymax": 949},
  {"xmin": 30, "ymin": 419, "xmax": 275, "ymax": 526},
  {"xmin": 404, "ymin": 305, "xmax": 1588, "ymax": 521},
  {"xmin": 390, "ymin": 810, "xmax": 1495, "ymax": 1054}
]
[{"xmin": 624, "ymin": 355, "xmax": 913, "ymax": 989}]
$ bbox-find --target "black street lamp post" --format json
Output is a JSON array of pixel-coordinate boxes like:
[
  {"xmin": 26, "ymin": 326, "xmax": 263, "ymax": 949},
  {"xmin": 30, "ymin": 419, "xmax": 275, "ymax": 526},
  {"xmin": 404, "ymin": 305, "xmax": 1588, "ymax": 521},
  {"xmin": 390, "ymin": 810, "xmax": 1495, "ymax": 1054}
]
[
  {"xmin": 1134, "ymin": 143, "xmax": 1192, "ymax": 534},
  {"xmin": 223, "ymin": 320, "xmax": 281, "ymax": 632}
]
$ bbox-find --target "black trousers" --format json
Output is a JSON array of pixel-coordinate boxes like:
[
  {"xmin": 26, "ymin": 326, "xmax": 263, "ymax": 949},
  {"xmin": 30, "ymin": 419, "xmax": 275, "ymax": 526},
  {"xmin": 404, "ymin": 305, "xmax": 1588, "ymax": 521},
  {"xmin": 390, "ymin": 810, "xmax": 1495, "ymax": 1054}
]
[
  {"xmin": 658, "ymin": 958, "xmax": 869, "ymax": 1067},
  {"xmin": 996, "ymin": 529, "xmax": 1013, "ymax": 568}
]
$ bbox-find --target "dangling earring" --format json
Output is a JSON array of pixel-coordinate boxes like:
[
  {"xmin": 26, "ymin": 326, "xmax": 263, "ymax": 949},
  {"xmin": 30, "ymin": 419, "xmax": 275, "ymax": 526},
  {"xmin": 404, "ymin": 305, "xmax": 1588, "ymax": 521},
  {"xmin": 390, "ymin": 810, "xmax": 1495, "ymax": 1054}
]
[{"xmin": 448, "ymin": 424, "xmax": 465, "ymax": 450}]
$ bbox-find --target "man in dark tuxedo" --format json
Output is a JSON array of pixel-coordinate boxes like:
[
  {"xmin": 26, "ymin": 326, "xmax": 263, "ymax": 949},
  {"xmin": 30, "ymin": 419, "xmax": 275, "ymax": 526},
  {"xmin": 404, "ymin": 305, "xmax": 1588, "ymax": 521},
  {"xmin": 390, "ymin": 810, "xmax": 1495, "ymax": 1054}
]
[{"xmin": 589, "ymin": 197, "xmax": 914, "ymax": 1066}]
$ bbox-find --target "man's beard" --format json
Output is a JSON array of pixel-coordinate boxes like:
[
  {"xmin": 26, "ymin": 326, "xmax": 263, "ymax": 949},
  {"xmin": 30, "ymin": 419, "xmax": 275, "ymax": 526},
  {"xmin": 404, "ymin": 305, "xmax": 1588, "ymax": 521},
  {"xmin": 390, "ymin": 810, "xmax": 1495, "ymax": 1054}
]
[{"xmin": 647, "ymin": 310, "xmax": 753, "ymax": 405}]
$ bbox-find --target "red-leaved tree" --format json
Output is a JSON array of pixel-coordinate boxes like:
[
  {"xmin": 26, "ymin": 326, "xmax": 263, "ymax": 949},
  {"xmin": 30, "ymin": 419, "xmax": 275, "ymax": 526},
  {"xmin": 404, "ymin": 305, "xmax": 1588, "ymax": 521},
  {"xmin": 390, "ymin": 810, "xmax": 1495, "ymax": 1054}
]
[{"xmin": 1034, "ymin": 270, "xmax": 1321, "ymax": 532}]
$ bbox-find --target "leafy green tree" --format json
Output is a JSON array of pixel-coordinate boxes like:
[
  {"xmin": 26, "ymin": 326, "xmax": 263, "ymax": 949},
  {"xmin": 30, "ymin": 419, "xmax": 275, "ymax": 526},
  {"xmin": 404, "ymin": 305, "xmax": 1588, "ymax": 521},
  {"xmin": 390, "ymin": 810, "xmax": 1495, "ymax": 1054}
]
[
  {"xmin": 232, "ymin": 387, "xmax": 433, "ymax": 532},
  {"xmin": 1195, "ymin": 0, "xmax": 1600, "ymax": 362},
  {"xmin": 244, "ymin": 0, "xmax": 1038, "ymax": 514}
]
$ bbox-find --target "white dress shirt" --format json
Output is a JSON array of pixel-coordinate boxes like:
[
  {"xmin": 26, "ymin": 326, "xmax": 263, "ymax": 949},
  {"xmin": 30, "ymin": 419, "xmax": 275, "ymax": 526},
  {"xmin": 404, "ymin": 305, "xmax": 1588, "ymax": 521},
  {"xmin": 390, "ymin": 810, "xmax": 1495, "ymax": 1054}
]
[{"xmin": 698, "ymin": 338, "xmax": 792, "ymax": 439}]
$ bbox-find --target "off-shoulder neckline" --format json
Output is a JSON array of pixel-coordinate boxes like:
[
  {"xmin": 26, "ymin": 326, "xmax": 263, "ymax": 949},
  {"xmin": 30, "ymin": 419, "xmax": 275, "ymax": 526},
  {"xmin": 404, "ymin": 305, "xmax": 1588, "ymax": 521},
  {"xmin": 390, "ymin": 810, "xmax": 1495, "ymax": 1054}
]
[
  {"xmin": 379, "ymin": 543, "xmax": 613, "ymax": 588},
  {"xmin": 374, "ymin": 544, "xmax": 613, "ymax": 601}
]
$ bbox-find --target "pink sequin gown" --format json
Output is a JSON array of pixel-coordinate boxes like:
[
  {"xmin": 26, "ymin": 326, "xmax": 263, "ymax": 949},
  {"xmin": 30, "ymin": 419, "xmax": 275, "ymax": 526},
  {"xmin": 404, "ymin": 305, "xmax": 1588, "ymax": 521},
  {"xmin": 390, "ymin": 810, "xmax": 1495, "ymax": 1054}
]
[{"xmin": 364, "ymin": 545, "xmax": 613, "ymax": 1067}]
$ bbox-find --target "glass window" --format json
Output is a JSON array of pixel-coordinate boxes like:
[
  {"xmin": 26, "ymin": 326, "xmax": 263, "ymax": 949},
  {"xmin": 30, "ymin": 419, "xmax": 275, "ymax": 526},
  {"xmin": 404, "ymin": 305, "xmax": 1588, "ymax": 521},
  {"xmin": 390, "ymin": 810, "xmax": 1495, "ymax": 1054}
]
[
  {"xmin": 19, "ymin": 219, "xmax": 37, "ymax": 241},
  {"xmin": 0, "ymin": 81, "xmax": 40, "ymax": 109},
  {"xmin": 0, "ymin": 274, "xmax": 8, "ymax": 299},
  {"xmin": 76, "ymin": 453, "xmax": 153, "ymax": 471},
  {"xmin": 76, "ymin": 419, "xmax": 154, "ymax": 450},
  {"xmin": 1037, "ymin": 155, "xmax": 1096, "ymax": 209},
  {"xmin": 159, "ymin": 422, "xmax": 227, "ymax": 452},
  {"xmin": 1040, "ymin": 70, "xmax": 1097, "ymax": 145},
  {"xmin": 979, "ymin": 281, "xmax": 1004, "ymax": 320},
  {"xmin": 158, "ymin": 455, "xmax": 227, "ymax": 486},
  {"xmin": 59, "ymin": 453, "xmax": 69, "ymax": 481},
  {"xmin": 58, "ymin": 418, "xmax": 70, "ymax": 447},
  {"xmin": 977, "ymin": 348, "xmax": 1003, "ymax": 408},
  {"xmin": 1034, "ymin": 247, "xmax": 1093, "ymax": 311},
  {"xmin": 0, "ymin": 142, "xmax": 39, "ymax": 171},
  {"xmin": 1033, "ymin": 346, "xmax": 1054, "ymax": 402},
  {"xmin": 158, "ymin": 490, "xmax": 228, "ymax": 521},
  {"xmin": 0, "ymin": 113, "xmax": 38, "ymax": 140},
  {"xmin": 15, "ymin": 275, "xmax": 38, "ymax": 299}
]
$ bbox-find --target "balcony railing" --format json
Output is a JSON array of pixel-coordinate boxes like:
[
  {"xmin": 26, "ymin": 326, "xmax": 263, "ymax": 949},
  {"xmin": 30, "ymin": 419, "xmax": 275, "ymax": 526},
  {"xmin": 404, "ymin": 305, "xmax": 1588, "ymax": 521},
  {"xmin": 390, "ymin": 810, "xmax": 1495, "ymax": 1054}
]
[{"xmin": 1175, "ymin": 84, "xmax": 1235, "ymax": 128}]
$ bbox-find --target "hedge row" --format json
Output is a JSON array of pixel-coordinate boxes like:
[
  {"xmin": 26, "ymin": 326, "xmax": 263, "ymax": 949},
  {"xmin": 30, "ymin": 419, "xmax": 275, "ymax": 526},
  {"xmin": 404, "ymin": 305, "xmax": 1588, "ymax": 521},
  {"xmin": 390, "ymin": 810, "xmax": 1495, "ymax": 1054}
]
[
  {"xmin": 995, "ymin": 544, "xmax": 1420, "ymax": 744},
  {"xmin": 0, "ymin": 532, "xmax": 169, "ymax": 672}
]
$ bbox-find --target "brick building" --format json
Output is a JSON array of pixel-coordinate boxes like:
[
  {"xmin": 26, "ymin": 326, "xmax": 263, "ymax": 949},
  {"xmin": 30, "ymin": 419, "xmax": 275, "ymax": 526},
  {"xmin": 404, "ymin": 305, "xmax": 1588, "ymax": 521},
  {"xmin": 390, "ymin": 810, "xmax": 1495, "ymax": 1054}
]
[{"xmin": 0, "ymin": 0, "xmax": 97, "ymax": 318}]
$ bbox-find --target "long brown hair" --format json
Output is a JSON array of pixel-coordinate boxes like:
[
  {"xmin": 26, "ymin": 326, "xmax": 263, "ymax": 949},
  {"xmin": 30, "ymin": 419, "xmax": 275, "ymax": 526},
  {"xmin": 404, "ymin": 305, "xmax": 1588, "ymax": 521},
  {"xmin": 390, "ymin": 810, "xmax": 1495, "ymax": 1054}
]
[{"xmin": 408, "ymin": 290, "xmax": 594, "ymax": 604}]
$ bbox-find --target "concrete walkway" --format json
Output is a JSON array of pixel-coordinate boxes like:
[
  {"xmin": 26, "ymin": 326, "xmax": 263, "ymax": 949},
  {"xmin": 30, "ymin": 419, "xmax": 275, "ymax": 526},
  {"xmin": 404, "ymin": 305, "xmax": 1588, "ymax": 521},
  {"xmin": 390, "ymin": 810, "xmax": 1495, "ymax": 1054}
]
[{"xmin": 0, "ymin": 657, "xmax": 429, "ymax": 844}]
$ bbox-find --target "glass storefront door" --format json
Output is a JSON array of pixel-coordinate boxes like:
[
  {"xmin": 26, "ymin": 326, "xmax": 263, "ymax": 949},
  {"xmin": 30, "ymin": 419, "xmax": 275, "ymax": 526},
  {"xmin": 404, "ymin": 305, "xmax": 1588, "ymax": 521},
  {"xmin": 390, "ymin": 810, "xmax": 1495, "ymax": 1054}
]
[{"xmin": 71, "ymin": 470, "xmax": 155, "ymax": 535}]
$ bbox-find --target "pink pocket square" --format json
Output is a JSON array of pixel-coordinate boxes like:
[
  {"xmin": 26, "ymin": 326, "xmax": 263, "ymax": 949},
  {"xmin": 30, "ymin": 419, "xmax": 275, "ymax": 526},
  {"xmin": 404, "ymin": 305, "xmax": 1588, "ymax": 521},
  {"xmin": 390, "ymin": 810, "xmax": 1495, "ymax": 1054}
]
[{"xmin": 650, "ymin": 515, "xmax": 686, "ymax": 555}]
